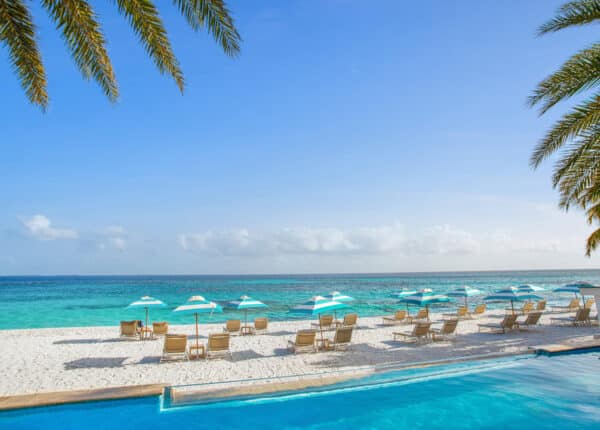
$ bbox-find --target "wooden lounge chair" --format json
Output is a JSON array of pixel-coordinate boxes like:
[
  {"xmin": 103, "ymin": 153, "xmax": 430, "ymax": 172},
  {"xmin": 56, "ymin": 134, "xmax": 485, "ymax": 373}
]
[
  {"xmin": 161, "ymin": 334, "xmax": 188, "ymax": 362},
  {"xmin": 287, "ymin": 329, "xmax": 317, "ymax": 354},
  {"xmin": 584, "ymin": 298, "xmax": 595, "ymax": 309},
  {"xmin": 471, "ymin": 304, "xmax": 486, "ymax": 317},
  {"xmin": 430, "ymin": 319, "xmax": 458, "ymax": 341},
  {"xmin": 206, "ymin": 333, "xmax": 232, "ymax": 359},
  {"xmin": 311, "ymin": 315, "xmax": 334, "ymax": 330},
  {"xmin": 407, "ymin": 308, "xmax": 429, "ymax": 323},
  {"xmin": 382, "ymin": 310, "xmax": 408, "ymax": 325},
  {"xmin": 550, "ymin": 308, "xmax": 591, "ymax": 327},
  {"xmin": 152, "ymin": 321, "xmax": 168, "ymax": 336},
  {"xmin": 509, "ymin": 302, "xmax": 533, "ymax": 315},
  {"xmin": 253, "ymin": 317, "xmax": 268, "ymax": 334},
  {"xmin": 535, "ymin": 300, "xmax": 546, "ymax": 311},
  {"xmin": 223, "ymin": 319, "xmax": 241, "ymax": 335},
  {"xmin": 120, "ymin": 321, "xmax": 139, "ymax": 339},
  {"xmin": 517, "ymin": 311, "xmax": 543, "ymax": 330},
  {"xmin": 552, "ymin": 298, "xmax": 580, "ymax": 313},
  {"xmin": 393, "ymin": 322, "xmax": 432, "ymax": 343},
  {"xmin": 335, "ymin": 313, "xmax": 358, "ymax": 328},
  {"xmin": 442, "ymin": 307, "xmax": 469, "ymax": 320},
  {"xmin": 323, "ymin": 327, "xmax": 354, "ymax": 351},
  {"xmin": 478, "ymin": 314, "xmax": 518, "ymax": 333}
]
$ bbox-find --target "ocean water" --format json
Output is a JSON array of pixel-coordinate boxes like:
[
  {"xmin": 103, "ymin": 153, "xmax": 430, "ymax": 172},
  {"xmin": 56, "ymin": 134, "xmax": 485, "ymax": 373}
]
[
  {"xmin": 1, "ymin": 351, "xmax": 599, "ymax": 429},
  {"xmin": 0, "ymin": 270, "xmax": 598, "ymax": 330}
]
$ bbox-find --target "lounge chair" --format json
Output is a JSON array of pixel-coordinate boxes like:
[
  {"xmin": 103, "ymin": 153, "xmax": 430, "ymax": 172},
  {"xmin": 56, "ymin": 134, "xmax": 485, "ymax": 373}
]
[
  {"xmin": 223, "ymin": 319, "xmax": 241, "ymax": 335},
  {"xmin": 152, "ymin": 321, "xmax": 168, "ymax": 336},
  {"xmin": 287, "ymin": 329, "xmax": 317, "ymax": 354},
  {"xmin": 206, "ymin": 333, "xmax": 232, "ymax": 359},
  {"xmin": 509, "ymin": 302, "xmax": 533, "ymax": 315},
  {"xmin": 253, "ymin": 317, "xmax": 268, "ymax": 334},
  {"xmin": 382, "ymin": 310, "xmax": 408, "ymax": 325},
  {"xmin": 323, "ymin": 327, "xmax": 353, "ymax": 351},
  {"xmin": 552, "ymin": 298, "xmax": 580, "ymax": 313},
  {"xmin": 584, "ymin": 298, "xmax": 595, "ymax": 309},
  {"xmin": 161, "ymin": 334, "xmax": 188, "ymax": 362},
  {"xmin": 430, "ymin": 319, "xmax": 458, "ymax": 341},
  {"xmin": 335, "ymin": 313, "xmax": 358, "ymax": 328},
  {"xmin": 471, "ymin": 304, "xmax": 486, "ymax": 317},
  {"xmin": 517, "ymin": 311, "xmax": 543, "ymax": 330},
  {"xmin": 407, "ymin": 308, "xmax": 429, "ymax": 323},
  {"xmin": 120, "ymin": 320, "xmax": 139, "ymax": 339},
  {"xmin": 393, "ymin": 322, "xmax": 432, "ymax": 343},
  {"xmin": 442, "ymin": 307, "xmax": 469, "ymax": 320},
  {"xmin": 478, "ymin": 314, "xmax": 518, "ymax": 333},
  {"xmin": 550, "ymin": 308, "xmax": 591, "ymax": 327},
  {"xmin": 311, "ymin": 315, "xmax": 334, "ymax": 330},
  {"xmin": 536, "ymin": 300, "xmax": 547, "ymax": 311}
]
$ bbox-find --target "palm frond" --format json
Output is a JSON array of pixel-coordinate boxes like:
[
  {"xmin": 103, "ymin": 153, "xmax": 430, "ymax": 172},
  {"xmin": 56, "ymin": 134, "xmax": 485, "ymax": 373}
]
[
  {"xmin": 585, "ymin": 226, "xmax": 600, "ymax": 255},
  {"xmin": 538, "ymin": 0, "xmax": 600, "ymax": 35},
  {"xmin": 530, "ymin": 92, "xmax": 600, "ymax": 168},
  {"xmin": 0, "ymin": 0, "xmax": 47, "ymax": 108},
  {"xmin": 42, "ymin": 0, "xmax": 118, "ymax": 101},
  {"xmin": 114, "ymin": 0, "xmax": 184, "ymax": 91},
  {"xmin": 529, "ymin": 43, "xmax": 600, "ymax": 114},
  {"xmin": 173, "ymin": 0, "xmax": 240, "ymax": 56},
  {"xmin": 553, "ymin": 125, "xmax": 600, "ymax": 186}
]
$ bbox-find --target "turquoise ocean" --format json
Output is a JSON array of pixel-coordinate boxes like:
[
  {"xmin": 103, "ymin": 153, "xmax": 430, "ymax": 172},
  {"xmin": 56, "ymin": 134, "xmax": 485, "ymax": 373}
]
[{"xmin": 1, "ymin": 270, "xmax": 599, "ymax": 330}]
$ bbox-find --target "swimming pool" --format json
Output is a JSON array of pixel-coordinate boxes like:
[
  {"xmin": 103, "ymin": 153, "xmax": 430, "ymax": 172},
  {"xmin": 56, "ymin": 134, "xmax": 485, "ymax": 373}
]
[{"xmin": 1, "ymin": 352, "xmax": 599, "ymax": 429}]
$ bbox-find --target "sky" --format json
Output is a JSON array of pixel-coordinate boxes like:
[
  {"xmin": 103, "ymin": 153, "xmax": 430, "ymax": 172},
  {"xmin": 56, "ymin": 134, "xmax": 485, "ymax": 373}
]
[{"xmin": 1, "ymin": 0, "xmax": 598, "ymax": 275}]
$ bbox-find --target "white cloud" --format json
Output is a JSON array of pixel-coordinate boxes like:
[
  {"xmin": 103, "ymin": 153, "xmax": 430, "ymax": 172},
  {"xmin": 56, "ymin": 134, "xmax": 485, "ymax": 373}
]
[
  {"xmin": 21, "ymin": 215, "xmax": 78, "ymax": 240},
  {"xmin": 99, "ymin": 226, "xmax": 127, "ymax": 251},
  {"xmin": 178, "ymin": 223, "xmax": 486, "ymax": 257}
]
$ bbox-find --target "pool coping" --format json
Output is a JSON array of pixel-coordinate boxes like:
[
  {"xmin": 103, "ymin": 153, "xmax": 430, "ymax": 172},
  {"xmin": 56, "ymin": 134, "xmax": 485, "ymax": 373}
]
[{"xmin": 2, "ymin": 339, "xmax": 599, "ymax": 412}]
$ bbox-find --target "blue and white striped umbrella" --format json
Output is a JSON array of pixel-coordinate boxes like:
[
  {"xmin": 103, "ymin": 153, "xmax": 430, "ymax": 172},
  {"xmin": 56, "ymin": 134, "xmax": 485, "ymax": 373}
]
[
  {"xmin": 517, "ymin": 284, "xmax": 546, "ymax": 293},
  {"xmin": 127, "ymin": 296, "xmax": 166, "ymax": 327},
  {"xmin": 484, "ymin": 287, "xmax": 542, "ymax": 313},
  {"xmin": 554, "ymin": 281, "xmax": 595, "ymax": 295},
  {"xmin": 174, "ymin": 295, "xmax": 223, "ymax": 350},
  {"xmin": 226, "ymin": 295, "xmax": 268, "ymax": 326},
  {"xmin": 324, "ymin": 291, "xmax": 355, "ymax": 302},
  {"xmin": 390, "ymin": 288, "xmax": 418, "ymax": 299},
  {"xmin": 290, "ymin": 296, "xmax": 348, "ymax": 316},
  {"xmin": 397, "ymin": 289, "xmax": 451, "ymax": 319},
  {"xmin": 447, "ymin": 285, "xmax": 482, "ymax": 307}
]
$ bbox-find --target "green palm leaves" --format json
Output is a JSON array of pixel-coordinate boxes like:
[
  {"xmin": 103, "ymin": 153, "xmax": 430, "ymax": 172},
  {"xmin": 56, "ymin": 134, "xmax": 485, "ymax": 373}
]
[
  {"xmin": 530, "ymin": 0, "xmax": 600, "ymax": 255},
  {"xmin": 0, "ymin": 0, "xmax": 240, "ymax": 110}
]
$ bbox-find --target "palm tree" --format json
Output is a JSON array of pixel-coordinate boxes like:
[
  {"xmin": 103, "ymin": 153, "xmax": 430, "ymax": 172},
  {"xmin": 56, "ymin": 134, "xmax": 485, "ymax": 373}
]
[
  {"xmin": 529, "ymin": 0, "xmax": 600, "ymax": 255},
  {"xmin": 0, "ymin": 0, "xmax": 240, "ymax": 109}
]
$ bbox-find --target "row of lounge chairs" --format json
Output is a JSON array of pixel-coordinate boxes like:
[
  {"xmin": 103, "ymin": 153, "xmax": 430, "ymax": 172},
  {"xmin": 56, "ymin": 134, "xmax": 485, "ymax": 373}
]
[
  {"xmin": 393, "ymin": 319, "xmax": 459, "ymax": 343},
  {"xmin": 383, "ymin": 304, "xmax": 487, "ymax": 326},
  {"xmin": 287, "ymin": 327, "xmax": 354, "ymax": 353},
  {"xmin": 478, "ymin": 307, "xmax": 594, "ymax": 333},
  {"xmin": 161, "ymin": 333, "xmax": 233, "ymax": 362}
]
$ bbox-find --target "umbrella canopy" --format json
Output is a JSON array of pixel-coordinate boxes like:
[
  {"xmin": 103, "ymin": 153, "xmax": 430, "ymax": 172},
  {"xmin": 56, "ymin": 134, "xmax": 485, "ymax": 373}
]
[
  {"xmin": 226, "ymin": 295, "xmax": 268, "ymax": 326},
  {"xmin": 484, "ymin": 287, "xmax": 542, "ymax": 313},
  {"xmin": 174, "ymin": 296, "xmax": 222, "ymax": 352},
  {"xmin": 290, "ymin": 296, "xmax": 348, "ymax": 316},
  {"xmin": 324, "ymin": 291, "xmax": 355, "ymax": 302},
  {"xmin": 390, "ymin": 288, "xmax": 418, "ymax": 298},
  {"xmin": 447, "ymin": 285, "xmax": 482, "ymax": 307},
  {"xmin": 126, "ymin": 296, "xmax": 166, "ymax": 327},
  {"xmin": 554, "ymin": 281, "xmax": 595, "ymax": 295},
  {"xmin": 517, "ymin": 284, "xmax": 546, "ymax": 292},
  {"xmin": 397, "ymin": 289, "xmax": 451, "ymax": 319}
]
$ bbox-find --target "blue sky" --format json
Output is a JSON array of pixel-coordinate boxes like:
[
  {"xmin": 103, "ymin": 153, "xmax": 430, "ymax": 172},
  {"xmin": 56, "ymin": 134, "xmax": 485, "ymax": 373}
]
[{"xmin": 1, "ymin": 0, "xmax": 598, "ymax": 275}]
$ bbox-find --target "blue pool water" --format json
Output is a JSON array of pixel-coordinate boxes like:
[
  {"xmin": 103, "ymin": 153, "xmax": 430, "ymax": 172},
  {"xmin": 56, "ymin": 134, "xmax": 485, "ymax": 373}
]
[
  {"xmin": 1, "ymin": 352, "xmax": 599, "ymax": 429},
  {"xmin": 0, "ymin": 270, "xmax": 599, "ymax": 329}
]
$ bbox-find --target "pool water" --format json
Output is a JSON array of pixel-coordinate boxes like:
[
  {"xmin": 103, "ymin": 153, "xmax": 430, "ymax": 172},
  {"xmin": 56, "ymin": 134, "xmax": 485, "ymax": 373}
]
[{"xmin": 2, "ymin": 352, "xmax": 599, "ymax": 429}]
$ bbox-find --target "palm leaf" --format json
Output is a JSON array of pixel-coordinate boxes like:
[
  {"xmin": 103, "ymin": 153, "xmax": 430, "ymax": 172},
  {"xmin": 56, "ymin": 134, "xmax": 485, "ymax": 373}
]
[
  {"xmin": 585, "ymin": 226, "xmax": 600, "ymax": 255},
  {"xmin": 0, "ymin": 0, "xmax": 47, "ymax": 108},
  {"xmin": 538, "ymin": 0, "xmax": 600, "ymax": 35},
  {"xmin": 114, "ymin": 0, "xmax": 184, "ymax": 91},
  {"xmin": 42, "ymin": 0, "xmax": 118, "ymax": 101},
  {"xmin": 173, "ymin": 0, "xmax": 241, "ymax": 56}
]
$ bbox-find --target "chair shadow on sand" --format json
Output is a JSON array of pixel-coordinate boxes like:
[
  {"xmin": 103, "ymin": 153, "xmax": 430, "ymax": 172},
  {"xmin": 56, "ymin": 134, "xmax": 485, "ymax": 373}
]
[
  {"xmin": 64, "ymin": 357, "xmax": 127, "ymax": 370},
  {"xmin": 54, "ymin": 338, "xmax": 125, "ymax": 345}
]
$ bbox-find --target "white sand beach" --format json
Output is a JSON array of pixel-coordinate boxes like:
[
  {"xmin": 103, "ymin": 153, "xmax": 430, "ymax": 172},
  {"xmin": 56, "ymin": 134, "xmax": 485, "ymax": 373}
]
[{"xmin": 0, "ymin": 310, "xmax": 598, "ymax": 397}]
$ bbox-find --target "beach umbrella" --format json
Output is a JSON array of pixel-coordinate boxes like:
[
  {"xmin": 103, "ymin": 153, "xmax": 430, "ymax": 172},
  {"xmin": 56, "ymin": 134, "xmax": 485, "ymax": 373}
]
[
  {"xmin": 390, "ymin": 288, "xmax": 418, "ymax": 313},
  {"xmin": 324, "ymin": 291, "xmax": 355, "ymax": 302},
  {"xmin": 127, "ymin": 296, "xmax": 166, "ymax": 327},
  {"xmin": 554, "ymin": 281, "xmax": 596, "ymax": 305},
  {"xmin": 517, "ymin": 284, "xmax": 546, "ymax": 293},
  {"xmin": 226, "ymin": 295, "xmax": 268, "ymax": 326},
  {"xmin": 397, "ymin": 289, "xmax": 451, "ymax": 319},
  {"xmin": 484, "ymin": 287, "xmax": 542, "ymax": 314},
  {"xmin": 447, "ymin": 285, "xmax": 482, "ymax": 308},
  {"xmin": 174, "ymin": 295, "xmax": 223, "ymax": 352},
  {"xmin": 290, "ymin": 296, "xmax": 348, "ymax": 341}
]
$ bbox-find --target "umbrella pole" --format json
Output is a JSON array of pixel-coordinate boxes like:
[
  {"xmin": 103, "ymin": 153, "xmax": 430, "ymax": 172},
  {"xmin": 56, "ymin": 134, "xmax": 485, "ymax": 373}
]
[
  {"xmin": 195, "ymin": 313, "xmax": 199, "ymax": 350},
  {"xmin": 464, "ymin": 297, "xmax": 468, "ymax": 309},
  {"xmin": 426, "ymin": 304, "xmax": 429, "ymax": 321},
  {"xmin": 511, "ymin": 301, "xmax": 515, "ymax": 315},
  {"xmin": 145, "ymin": 307, "xmax": 149, "ymax": 328}
]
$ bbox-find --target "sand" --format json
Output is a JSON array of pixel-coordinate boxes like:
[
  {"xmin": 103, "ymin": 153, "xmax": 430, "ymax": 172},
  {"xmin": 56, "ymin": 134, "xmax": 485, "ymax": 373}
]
[{"xmin": 0, "ymin": 310, "xmax": 598, "ymax": 397}]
